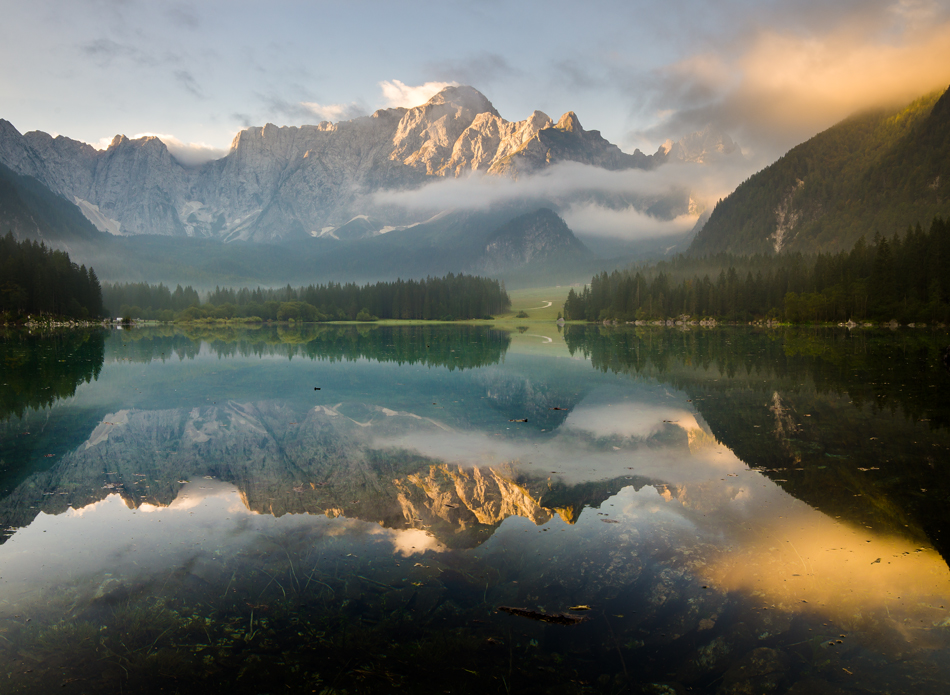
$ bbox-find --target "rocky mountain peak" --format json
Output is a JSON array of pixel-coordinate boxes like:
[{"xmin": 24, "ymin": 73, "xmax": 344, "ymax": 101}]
[
  {"xmin": 667, "ymin": 126, "xmax": 738, "ymax": 164},
  {"xmin": 392, "ymin": 86, "xmax": 502, "ymax": 174},
  {"xmin": 556, "ymin": 112, "xmax": 583, "ymax": 132},
  {"xmin": 424, "ymin": 85, "xmax": 499, "ymax": 118},
  {"xmin": 0, "ymin": 119, "xmax": 21, "ymax": 137},
  {"xmin": 526, "ymin": 110, "xmax": 553, "ymax": 130}
]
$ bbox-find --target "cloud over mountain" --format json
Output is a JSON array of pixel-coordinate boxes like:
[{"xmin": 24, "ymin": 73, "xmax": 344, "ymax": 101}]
[
  {"xmin": 380, "ymin": 80, "xmax": 460, "ymax": 108},
  {"xmin": 0, "ymin": 85, "xmax": 740, "ymax": 246},
  {"xmin": 627, "ymin": 0, "xmax": 950, "ymax": 160}
]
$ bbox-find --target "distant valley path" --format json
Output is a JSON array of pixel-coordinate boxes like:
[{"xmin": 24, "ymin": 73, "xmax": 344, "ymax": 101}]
[{"xmin": 526, "ymin": 301, "xmax": 553, "ymax": 310}]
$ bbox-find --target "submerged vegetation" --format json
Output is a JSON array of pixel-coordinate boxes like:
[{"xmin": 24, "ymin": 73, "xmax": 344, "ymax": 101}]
[
  {"xmin": 102, "ymin": 273, "xmax": 510, "ymax": 322},
  {"xmin": 565, "ymin": 216, "xmax": 950, "ymax": 324}
]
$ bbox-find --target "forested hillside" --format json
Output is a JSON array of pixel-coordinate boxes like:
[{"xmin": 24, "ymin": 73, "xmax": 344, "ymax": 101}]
[
  {"xmin": 103, "ymin": 273, "xmax": 510, "ymax": 322},
  {"xmin": 691, "ymin": 86, "xmax": 950, "ymax": 255},
  {"xmin": 0, "ymin": 233, "xmax": 103, "ymax": 319},
  {"xmin": 0, "ymin": 163, "xmax": 103, "ymax": 243},
  {"xmin": 565, "ymin": 217, "xmax": 950, "ymax": 323}
]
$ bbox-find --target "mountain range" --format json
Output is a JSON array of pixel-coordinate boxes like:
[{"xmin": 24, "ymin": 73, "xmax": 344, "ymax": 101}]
[
  {"xmin": 0, "ymin": 86, "xmax": 678, "ymax": 244},
  {"xmin": 5, "ymin": 82, "xmax": 947, "ymax": 284},
  {"xmin": 0, "ymin": 85, "xmax": 745, "ymax": 285}
]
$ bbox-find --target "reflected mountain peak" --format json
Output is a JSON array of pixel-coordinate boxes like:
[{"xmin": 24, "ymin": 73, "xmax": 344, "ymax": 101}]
[{"xmin": 0, "ymin": 397, "xmax": 648, "ymax": 549}]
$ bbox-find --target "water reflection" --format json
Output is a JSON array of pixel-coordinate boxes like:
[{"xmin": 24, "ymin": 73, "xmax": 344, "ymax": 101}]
[
  {"xmin": 565, "ymin": 325, "xmax": 950, "ymax": 564},
  {"xmin": 1, "ymin": 325, "xmax": 949, "ymax": 693},
  {"xmin": 0, "ymin": 329, "xmax": 104, "ymax": 421},
  {"xmin": 107, "ymin": 323, "xmax": 511, "ymax": 370}
]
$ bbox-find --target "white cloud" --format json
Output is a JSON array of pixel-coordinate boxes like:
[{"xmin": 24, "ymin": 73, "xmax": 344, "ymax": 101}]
[
  {"xmin": 373, "ymin": 158, "xmax": 749, "ymax": 241},
  {"xmin": 89, "ymin": 132, "xmax": 228, "ymax": 165},
  {"xmin": 563, "ymin": 402, "xmax": 702, "ymax": 439},
  {"xmin": 300, "ymin": 101, "xmax": 366, "ymax": 122},
  {"xmin": 379, "ymin": 79, "xmax": 459, "ymax": 108},
  {"xmin": 563, "ymin": 204, "xmax": 698, "ymax": 241},
  {"xmin": 373, "ymin": 162, "xmax": 659, "ymax": 211},
  {"xmin": 136, "ymin": 133, "xmax": 228, "ymax": 166},
  {"xmin": 369, "ymin": 527, "xmax": 447, "ymax": 556}
]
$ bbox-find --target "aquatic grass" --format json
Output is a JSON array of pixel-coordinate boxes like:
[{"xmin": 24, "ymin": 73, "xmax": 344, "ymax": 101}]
[{"xmin": 33, "ymin": 619, "xmax": 100, "ymax": 655}]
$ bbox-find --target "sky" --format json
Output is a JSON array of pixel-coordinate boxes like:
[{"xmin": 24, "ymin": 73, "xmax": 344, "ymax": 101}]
[{"xmin": 2, "ymin": 0, "xmax": 950, "ymax": 172}]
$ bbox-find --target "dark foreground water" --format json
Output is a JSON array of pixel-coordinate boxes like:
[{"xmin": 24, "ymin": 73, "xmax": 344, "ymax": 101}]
[{"xmin": 1, "ymin": 324, "xmax": 949, "ymax": 694}]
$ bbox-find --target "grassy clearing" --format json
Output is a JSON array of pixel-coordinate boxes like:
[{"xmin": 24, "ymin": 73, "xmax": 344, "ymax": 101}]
[{"xmin": 498, "ymin": 286, "xmax": 576, "ymax": 321}]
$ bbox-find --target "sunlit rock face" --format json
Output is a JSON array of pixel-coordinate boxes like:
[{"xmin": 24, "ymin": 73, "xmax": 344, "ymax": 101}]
[
  {"xmin": 488, "ymin": 111, "xmax": 662, "ymax": 177},
  {"xmin": 390, "ymin": 85, "xmax": 500, "ymax": 174},
  {"xmin": 443, "ymin": 109, "xmax": 554, "ymax": 176},
  {"xmin": 0, "ymin": 87, "xmax": 667, "ymax": 241},
  {"xmin": 394, "ymin": 462, "xmax": 577, "ymax": 537}
]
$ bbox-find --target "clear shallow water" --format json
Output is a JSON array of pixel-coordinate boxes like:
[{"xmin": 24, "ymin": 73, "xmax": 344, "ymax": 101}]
[{"xmin": 1, "ymin": 324, "xmax": 949, "ymax": 694}]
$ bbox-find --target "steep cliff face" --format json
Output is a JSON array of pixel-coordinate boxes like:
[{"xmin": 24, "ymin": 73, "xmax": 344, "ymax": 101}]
[
  {"xmin": 443, "ymin": 110, "xmax": 554, "ymax": 176},
  {"xmin": 488, "ymin": 111, "xmax": 662, "ymax": 177},
  {"xmin": 0, "ymin": 86, "xmax": 670, "ymax": 242},
  {"xmin": 0, "ymin": 126, "xmax": 193, "ymax": 237},
  {"xmin": 0, "ymin": 119, "xmax": 54, "ymax": 184}
]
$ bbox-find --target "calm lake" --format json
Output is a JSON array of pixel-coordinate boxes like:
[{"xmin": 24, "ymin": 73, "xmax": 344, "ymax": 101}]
[{"xmin": 1, "ymin": 324, "xmax": 949, "ymax": 694}]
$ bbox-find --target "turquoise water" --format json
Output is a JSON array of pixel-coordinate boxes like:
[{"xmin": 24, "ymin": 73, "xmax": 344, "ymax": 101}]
[{"xmin": 1, "ymin": 324, "xmax": 949, "ymax": 694}]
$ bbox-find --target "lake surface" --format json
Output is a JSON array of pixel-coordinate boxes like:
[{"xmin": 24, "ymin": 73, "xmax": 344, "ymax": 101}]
[{"xmin": 1, "ymin": 324, "xmax": 949, "ymax": 694}]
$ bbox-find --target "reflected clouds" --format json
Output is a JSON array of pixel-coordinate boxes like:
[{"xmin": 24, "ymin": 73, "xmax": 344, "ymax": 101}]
[
  {"xmin": 605, "ymin": 479, "xmax": 950, "ymax": 631},
  {"xmin": 0, "ymin": 481, "xmax": 446, "ymax": 619}
]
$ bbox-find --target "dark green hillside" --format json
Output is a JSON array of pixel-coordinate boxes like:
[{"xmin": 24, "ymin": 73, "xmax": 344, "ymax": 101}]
[
  {"xmin": 0, "ymin": 162, "xmax": 104, "ymax": 243},
  {"xmin": 480, "ymin": 208, "xmax": 590, "ymax": 267},
  {"xmin": 0, "ymin": 233, "xmax": 104, "ymax": 319},
  {"xmin": 691, "ymin": 86, "xmax": 950, "ymax": 255}
]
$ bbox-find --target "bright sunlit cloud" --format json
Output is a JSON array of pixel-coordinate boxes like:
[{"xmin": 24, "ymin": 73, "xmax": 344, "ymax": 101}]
[
  {"xmin": 379, "ymin": 79, "xmax": 460, "ymax": 108},
  {"xmin": 563, "ymin": 403, "xmax": 702, "ymax": 439},
  {"xmin": 641, "ymin": 6, "xmax": 950, "ymax": 156},
  {"xmin": 371, "ymin": 527, "xmax": 447, "ymax": 556}
]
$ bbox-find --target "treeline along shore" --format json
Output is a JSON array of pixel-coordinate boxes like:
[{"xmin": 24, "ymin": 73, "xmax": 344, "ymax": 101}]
[
  {"xmin": 565, "ymin": 217, "xmax": 950, "ymax": 325},
  {"xmin": 0, "ymin": 233, "xmax": 103, "ymax": 320},
  {"xmin": 102, "ymin": 273, "xmax": 511, "ymax": 322}
]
